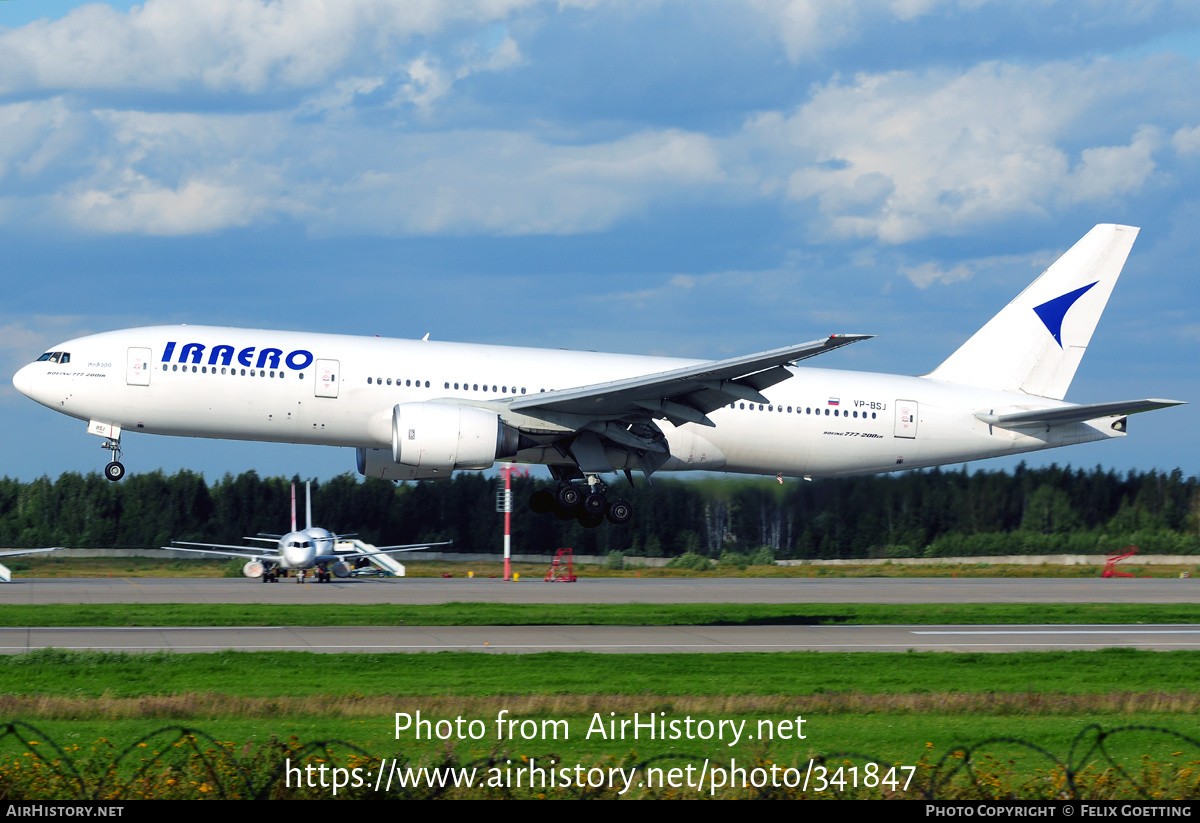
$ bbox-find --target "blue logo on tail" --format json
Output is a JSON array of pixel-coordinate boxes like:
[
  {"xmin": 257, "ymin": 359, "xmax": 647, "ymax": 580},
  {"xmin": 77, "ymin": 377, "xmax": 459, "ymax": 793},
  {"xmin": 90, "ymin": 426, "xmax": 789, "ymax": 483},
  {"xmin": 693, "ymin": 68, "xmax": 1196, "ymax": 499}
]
[{"xmin": 1033, "ymin": 281, "xmax": 1098, "ymax": 347}]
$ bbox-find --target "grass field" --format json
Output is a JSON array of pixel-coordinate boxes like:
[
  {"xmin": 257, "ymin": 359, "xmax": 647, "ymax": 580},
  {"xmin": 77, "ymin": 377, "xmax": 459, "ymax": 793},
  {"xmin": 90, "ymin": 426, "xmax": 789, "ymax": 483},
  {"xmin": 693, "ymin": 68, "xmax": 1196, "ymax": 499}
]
[
  {"xmin": 3, "ymin": 556, "xmax": 1200, "ymax": 799},
  {"xmin": 1, "ymin": 601, "xmax": 1199, "ymax": 627},
  {"xmin": 3, "ymin": 650, "xmax": 1200, "ymax": 799}
]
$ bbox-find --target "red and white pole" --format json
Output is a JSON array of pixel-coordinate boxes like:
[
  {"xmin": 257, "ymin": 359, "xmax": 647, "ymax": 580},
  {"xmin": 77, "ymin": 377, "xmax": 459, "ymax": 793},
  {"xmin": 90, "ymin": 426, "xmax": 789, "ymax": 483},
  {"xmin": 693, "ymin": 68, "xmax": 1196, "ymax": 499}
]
[
  {"xmin": 503, "ymin": 466, "xmax": 513, "ymax": 581},
  {"xmin": 496, "ymin": 465, "xmax": 527, "ymax": 581}
]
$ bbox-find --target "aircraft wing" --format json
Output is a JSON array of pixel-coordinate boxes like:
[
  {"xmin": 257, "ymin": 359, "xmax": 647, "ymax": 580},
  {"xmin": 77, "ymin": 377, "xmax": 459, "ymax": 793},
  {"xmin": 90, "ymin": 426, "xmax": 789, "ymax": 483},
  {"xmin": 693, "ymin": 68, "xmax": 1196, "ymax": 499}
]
[
  {"xmin": 976, "ymin": 399, "xmax": 1186, "ymax": 429},
  {"xmin": 506, "ymin": 334, "xmax": 872, "ymax": 427},
  {"xmin": 0, "ymin": 547, "xmax": 63, "ymax": 558},
  {"xmin": 164, "ymin": 541, "xmax": 276, "ymax": 562},
  {"xmin": 318, "ymin": 541, "xmax": 452, "ymax": 562}
]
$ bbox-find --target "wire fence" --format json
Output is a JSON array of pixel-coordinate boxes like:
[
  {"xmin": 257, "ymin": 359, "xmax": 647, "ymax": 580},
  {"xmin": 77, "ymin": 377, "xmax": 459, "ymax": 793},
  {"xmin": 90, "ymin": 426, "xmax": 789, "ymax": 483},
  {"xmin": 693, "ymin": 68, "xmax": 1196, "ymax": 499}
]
[{"xmin": 2, "ymin": 720, "xmax": 1199, "ymax": 799}]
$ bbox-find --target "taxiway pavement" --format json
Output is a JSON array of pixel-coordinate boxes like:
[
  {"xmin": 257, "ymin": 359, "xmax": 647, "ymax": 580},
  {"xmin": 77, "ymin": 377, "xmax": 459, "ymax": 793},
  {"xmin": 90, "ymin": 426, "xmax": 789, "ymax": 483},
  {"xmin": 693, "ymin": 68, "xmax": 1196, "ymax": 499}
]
[
  {"xmin": 0, "ymin": 576, "xmax": 1194, "ymax": 604},
  {"xmin": 2, "ymin": 624, "xmax": 1198, "ymax": 654}
]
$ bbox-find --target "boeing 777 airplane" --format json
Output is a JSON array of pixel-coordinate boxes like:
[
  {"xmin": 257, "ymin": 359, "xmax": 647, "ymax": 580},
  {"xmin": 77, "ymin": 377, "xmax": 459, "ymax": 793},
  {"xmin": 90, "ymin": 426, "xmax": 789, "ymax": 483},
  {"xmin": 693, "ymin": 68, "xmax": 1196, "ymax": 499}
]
[{"xmin": 12, "ymin": 224, "xmax": 1184, "ymax": 527}]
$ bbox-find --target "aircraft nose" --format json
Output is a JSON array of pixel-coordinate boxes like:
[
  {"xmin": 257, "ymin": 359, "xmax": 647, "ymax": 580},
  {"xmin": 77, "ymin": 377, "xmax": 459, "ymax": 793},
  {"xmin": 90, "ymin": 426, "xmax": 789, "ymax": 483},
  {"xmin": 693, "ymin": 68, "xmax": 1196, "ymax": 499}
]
[{"xmin": 12, "ymin": 364, "xmax": 35, "ymax": 399}]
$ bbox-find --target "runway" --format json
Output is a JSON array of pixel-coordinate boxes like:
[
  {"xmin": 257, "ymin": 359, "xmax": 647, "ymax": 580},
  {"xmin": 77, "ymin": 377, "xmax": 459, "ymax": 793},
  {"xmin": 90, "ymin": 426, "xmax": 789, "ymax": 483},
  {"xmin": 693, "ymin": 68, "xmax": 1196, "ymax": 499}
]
[
  {"xmin": 1, "ymin": 576, "xmax": 1196, "ymax": 604},
  {"xmin": 2, "ymin": 624, "xmax": 1198, "ymax": 653}
]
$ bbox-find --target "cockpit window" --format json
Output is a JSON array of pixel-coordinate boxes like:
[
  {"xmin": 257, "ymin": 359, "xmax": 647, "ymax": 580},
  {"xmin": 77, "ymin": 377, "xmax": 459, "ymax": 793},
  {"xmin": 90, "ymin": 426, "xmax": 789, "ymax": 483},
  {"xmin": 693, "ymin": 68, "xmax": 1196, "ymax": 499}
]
[
  {"xmin": 37, "ymin": 351, "xmax": 70, "ymax": 363},
  {"xmin": 37, "ymin": 353, "xmax": 52, "ymax": 361}
]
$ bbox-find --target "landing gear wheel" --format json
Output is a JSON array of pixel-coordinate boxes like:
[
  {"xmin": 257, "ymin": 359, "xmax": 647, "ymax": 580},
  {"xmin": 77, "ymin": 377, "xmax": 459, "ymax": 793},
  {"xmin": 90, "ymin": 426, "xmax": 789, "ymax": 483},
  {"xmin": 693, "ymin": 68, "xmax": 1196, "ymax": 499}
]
[
  {"xmin": 104, "ymin": 461, "xmax": 126, "ymax": 482},
  {"xmin": 577, "ymin": 511, "xmax": 604, "ymax": 528},
  {"xmin": 606, "ymin": 500, "xmax": 633, "ymax": 524},
  {"xmin": 583, "ymin": 492, "xmax": 607, "ymax": 515},
  {"xmin": 529, "ymin": 489, "xmax": 555, "ymax": 514},
  {"xmin": 556, "ymin": 484, "xmax": 582, "ymax": 510}
]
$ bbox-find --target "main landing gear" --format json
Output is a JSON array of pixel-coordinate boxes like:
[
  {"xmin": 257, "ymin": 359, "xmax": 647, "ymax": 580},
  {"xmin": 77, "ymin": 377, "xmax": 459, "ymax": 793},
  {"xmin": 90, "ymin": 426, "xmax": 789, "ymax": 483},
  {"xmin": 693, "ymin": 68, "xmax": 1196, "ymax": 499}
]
[{"xmin": 529, "ymin": 476, "xmax": 632, "ymax": 528}]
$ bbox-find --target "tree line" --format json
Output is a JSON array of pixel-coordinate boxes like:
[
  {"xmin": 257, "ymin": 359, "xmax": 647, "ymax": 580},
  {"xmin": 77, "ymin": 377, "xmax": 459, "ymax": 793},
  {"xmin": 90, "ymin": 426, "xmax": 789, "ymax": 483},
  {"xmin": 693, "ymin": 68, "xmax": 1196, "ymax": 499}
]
[{"xmin": 0, "ymin": 464, "xmax": 1197, "ymax": 558}]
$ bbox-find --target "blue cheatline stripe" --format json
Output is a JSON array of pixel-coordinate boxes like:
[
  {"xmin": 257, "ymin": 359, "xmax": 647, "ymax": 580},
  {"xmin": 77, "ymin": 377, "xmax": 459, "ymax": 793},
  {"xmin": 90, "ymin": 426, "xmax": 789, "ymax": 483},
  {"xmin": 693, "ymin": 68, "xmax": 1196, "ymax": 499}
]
[{"xmin": 1033, "ymin": 281, "xmax": 1098, "ymax": 347}]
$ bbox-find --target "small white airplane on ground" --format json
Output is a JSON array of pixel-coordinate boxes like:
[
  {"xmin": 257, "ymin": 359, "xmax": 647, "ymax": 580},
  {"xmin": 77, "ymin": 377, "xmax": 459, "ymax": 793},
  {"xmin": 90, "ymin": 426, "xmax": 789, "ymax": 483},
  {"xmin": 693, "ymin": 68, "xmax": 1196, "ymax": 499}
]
[
  {"xmin": 13, "ymin": 224, "xmax": 1185, "ymax": 527},
  {"xmin": 0, "ymin": 548, "xmax": 62, "ymax": 583},
  {"xmin": 164, "ymin": 482, "xmax": 447, "ymax": 583}
]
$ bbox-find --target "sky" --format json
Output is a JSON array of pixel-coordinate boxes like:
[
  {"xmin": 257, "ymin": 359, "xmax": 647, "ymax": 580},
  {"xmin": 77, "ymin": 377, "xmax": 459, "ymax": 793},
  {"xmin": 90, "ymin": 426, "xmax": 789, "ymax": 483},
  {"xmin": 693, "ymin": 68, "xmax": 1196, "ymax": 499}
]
[{"xmin": 1, "ymin": 0, "xmax": 1198, "ymax": 484}]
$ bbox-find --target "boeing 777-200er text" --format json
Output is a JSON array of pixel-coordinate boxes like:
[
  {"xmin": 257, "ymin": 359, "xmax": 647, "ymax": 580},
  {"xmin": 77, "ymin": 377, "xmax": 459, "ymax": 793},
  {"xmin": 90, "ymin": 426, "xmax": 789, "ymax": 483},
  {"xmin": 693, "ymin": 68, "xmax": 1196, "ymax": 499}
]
[{"xmin": 12, "ymin": 224, "xmax": 1185, "ymax": 527}]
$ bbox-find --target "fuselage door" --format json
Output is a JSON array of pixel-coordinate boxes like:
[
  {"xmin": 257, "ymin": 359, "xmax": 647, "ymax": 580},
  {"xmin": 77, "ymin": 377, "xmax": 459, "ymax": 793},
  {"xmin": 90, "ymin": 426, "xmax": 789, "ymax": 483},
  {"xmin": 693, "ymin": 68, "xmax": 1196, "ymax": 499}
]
[
  {"xmin": 894, "ymin": 400, "xmax": 918, "ymax": 438},
  {"xmin": 315, "ymin": 359, "xmax": 339, "ymax": 398},
  {"xmin": 127, "ymin": 347, "xmax": 152, "ymax": 386}
]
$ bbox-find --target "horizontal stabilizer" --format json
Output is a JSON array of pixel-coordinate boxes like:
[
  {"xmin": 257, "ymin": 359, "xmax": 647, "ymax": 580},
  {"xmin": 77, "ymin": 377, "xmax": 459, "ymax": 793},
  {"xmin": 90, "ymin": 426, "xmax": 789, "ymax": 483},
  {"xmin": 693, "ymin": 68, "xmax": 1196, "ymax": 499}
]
[{"xmin": 976, "ymin": 398, "xmax": 1185, "ymax": 429}]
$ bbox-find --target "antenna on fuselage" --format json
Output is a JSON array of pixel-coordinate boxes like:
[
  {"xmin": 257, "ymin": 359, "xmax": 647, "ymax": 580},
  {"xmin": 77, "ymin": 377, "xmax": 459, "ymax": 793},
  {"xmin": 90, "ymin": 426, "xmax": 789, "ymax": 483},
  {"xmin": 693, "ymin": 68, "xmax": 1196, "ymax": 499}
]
[{"xmin": 305, "ymin": 481, "xmax": 313, "ymax": 530}]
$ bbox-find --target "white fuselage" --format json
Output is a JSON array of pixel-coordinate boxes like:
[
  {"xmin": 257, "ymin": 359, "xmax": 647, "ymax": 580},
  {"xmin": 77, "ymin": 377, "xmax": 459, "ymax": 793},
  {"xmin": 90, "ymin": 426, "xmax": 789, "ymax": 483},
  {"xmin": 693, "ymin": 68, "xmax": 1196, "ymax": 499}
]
[{"xmin": 12, "ymin": 325, "xmax": 1119, "ymax": 479}]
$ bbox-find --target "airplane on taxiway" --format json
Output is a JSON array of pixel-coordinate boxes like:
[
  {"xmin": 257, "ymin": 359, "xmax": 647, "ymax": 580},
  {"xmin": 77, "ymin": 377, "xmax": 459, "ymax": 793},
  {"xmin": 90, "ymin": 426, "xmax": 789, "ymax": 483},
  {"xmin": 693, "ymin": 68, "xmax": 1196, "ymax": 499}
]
[
  {"xmin": 0, "ymin": 548, "xmax": 63, "ymax": 583},
  {"xmin": 164, "ymin": 482, "xmax": 448, "ymax": 583},
  {"xmin": 12, "ymin": 224, "xmax": 1185, "ymax": 528}
]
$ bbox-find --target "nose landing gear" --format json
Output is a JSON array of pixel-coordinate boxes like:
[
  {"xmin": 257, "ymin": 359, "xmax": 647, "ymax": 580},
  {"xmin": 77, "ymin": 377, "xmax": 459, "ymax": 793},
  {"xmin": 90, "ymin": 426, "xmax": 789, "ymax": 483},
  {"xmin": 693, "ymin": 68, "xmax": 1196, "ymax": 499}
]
[{"xmin": 101, "ymin": 437, "xmax": 125, "ymax": 482}]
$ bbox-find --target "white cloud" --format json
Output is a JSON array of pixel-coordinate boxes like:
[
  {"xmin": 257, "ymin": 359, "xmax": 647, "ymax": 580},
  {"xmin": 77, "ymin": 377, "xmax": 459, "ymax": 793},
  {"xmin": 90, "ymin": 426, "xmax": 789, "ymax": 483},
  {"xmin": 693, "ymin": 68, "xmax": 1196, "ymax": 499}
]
[
  {"xmin": 319, "ymin": 128, "xmax": 724, "ymax": 236},
  {"xmin": 0, "ymin": 0, "xmax": 546, "ymax": 94},
  {"xmin": 749, "ymin": 0, "xmax": 964, "ymax": 61},
  {"xmin": 3, "ymin": 96, "xmax": 722, "ymax": 236},
  {"xmin": 897, "ymin": 251, "xmax": 1041, "ymax": 288},
  {"xmin": 741, "ymin": 61, "xmax": 1165, "ymax": 242},
  {"xmin": 62, "ymin": 178, "xmax": 265, "ymax": 235},
  {"xmin": 1171, "ymin": 123, "xmax": 1200, "ymax": 154}
]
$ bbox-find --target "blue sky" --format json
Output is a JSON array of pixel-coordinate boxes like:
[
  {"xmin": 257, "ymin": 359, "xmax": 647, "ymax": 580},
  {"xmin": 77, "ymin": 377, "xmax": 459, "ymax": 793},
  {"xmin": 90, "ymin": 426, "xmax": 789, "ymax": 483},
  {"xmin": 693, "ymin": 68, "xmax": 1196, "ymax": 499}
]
[{"xmin": 2, "ymin": 0, "xmax": 1198, "ymax": 483}]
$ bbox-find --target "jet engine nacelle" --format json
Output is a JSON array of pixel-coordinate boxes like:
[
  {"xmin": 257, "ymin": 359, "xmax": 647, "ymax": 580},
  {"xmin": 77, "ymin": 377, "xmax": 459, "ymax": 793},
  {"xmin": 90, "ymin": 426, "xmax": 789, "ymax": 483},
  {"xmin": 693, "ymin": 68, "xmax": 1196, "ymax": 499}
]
[
  {"xmin": 391, "ymin": 402, "xmax": 521, "ymax": 472},
  {"xmin": 331, "ymin": 561, "xmax": 352, "ymax": 579},
  {"xmin": 242, "ymin": 560, "xmax": 265, "ymax": 579},
  {"xmin": 356, "ymin": 447, "xmax": 447, "ymax": 480}
]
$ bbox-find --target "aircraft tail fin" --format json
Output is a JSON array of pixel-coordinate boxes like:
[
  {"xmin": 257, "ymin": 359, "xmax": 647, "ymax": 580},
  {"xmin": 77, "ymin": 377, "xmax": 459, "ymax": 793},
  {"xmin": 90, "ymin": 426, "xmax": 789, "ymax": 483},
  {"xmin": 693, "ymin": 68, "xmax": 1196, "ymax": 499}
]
[
  {"xmin": 925, "ymin": 224, "xmax": 1139, "ymax": 400},
  {"xmin": 290, "ymin": 484, "xmax": 297, "ymax": 532}
]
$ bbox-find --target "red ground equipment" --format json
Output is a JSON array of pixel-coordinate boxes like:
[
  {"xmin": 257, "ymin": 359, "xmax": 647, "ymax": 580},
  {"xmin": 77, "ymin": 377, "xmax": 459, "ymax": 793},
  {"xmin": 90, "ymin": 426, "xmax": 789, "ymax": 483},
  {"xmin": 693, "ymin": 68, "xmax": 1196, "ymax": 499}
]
[
  {"xmin": 545, "ymin": 548, "xmax": 577, "ymax": 582},
  {"xmin": 1102, "ymin": 546, "xmax": 1140, "ymax": 578}
]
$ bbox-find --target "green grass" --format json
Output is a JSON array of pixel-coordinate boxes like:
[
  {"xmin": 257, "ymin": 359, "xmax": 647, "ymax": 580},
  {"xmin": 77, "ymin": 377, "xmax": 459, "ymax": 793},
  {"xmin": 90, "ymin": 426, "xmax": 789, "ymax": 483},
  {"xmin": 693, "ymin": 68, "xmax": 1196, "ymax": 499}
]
[
  {"xmin": 5, "ymin": 713, "xmax": 1194, "ymax": 771},
  {"xmin": 2, "ymin": 602, "xmax": 1198, "ymax": 627},
  {"xmin": 3, "ymin": 647, "xmax": 1200, "ymax": 697}
]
